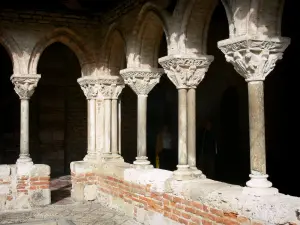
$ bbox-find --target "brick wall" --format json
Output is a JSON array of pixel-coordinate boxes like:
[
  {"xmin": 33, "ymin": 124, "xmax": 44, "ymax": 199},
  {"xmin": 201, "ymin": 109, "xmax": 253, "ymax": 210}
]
[
  {"xmin": 0, "ymin": 164, "xmax": 50, "ymax": 210},
  {"xmin": 70, "ymin": 162, "xmax": 300, "ymax": 225}
]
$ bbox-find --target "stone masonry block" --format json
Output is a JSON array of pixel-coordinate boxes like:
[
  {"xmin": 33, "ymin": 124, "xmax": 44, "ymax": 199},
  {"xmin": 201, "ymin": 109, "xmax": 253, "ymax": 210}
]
[
  {"xmin": 0, "ymin": 165, "xmax": 11, "ymax": 177},
  {"xmin": 29, "ymin": 164, "xmax": 51, "ymax": 177}
]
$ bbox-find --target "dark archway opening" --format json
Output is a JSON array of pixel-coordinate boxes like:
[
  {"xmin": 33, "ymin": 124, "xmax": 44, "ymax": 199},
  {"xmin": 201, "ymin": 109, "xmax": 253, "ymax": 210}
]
[
  {"xmin": 265, "ymin": 0, "xmax": 300, "ymax": 197},
  {"xmin": 31, "ymin": 42, "xmax": 87, "ymax": 178},
  {"xmin": 0, "ymin": 44, "xmax": 19, "ymax": 165},
  {"xmin": 148, "ymin": 34, "xmax": 178, "ymax": 170},
  {"xmin": 197, "ymin": 1, "xmax": 249, "ymax": 185}
]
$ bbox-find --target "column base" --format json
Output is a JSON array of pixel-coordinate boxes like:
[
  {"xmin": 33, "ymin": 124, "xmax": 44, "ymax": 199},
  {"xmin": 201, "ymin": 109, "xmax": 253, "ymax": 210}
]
[
  {"xmin": 189, "ymin": 166, "xmax": 206, "ymax": 179},
  {"xmin": 99, "ymin": 153, "xmax": 124, "ymax": 163},
  {"xmin": 133, "ymin": 156, "xmax": 153, "ymax": 169},
  {"xmin": 16, "ymin": 155, "xmax": 33, "ymax": 164},
  {"xmin": 173, "ymin": 165, "xmax": 194, "ymax": 181},
  {"xmin": 243, "ymin": 174, "xmax": 278, "ymax": 196},
  {"xmin": 83, "ymin": 153, "xmax": 97, "ymax": 162}
]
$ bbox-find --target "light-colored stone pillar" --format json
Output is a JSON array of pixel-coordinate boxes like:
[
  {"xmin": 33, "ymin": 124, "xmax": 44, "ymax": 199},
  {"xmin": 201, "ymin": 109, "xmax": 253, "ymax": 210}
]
[
  {"xmin": 96, "ymin": 99, "xmax": 104, "ymax": 156},
  {"xmin": 78, "ymin": 76, "xmax": 99, "ymax": 161},
  {"xmin": 111, "ymin": 86, "xmax": 124, "ymax": 157},
  {"xmin": 11, "ymin": 74, "xmax": 41, "ymax": 164},
  {"xmin": 118, "ymin": 99, "xmax": 121, "ymax": 155},
  {"xmin": 218, "ymin": 36, "xmax": 290, "ymax": 195},
  {"xmin": 78, "ymin": 76, "xmax": 125, "ymax": 161},
  {"xmin": 120, "ymin": 68, "xmax": 164, "ymax": 168},
  {"xmin": 159, "ymin": 55, "xmax": 213, "ymax": 180}
]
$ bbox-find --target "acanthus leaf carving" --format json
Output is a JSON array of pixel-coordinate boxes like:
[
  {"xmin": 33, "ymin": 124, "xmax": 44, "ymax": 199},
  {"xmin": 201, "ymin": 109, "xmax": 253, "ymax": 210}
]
[
  {"xmin": 158, "ymin": 55, "xmax": 214, "ymax": 89},
  {"xmin": 11, "ymin": 74, "xmax": 41, "ymax": 100},
  {"xmin": 120, "ymin": 68, "xmax": 164, "ymax": 96},
  {"xmin": 78, "ymin": 75, "xmax": 125, "ymax": 99},
  {"xmin": 218, "ymin": 37, "xmax": 290, "ymax": 81}
]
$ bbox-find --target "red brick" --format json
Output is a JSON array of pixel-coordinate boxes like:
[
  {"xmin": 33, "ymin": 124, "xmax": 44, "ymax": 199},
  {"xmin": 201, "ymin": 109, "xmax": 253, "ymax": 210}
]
[
  {"xmin": 174, "ymin": 196, "xmax": 183, "ymax": 203},
  {"xmin": 210, "ymin": 208, "xmax": 223, "ymax": 216},
  {"xmin": 185, "ymin": 206, "xmax": 195, "ymax": 214},
  {"xmin": 202, "ymin": 219, "xmax": 212, "ymax": 225},
  {"xmin": 222, "ymin": 218, "xmax": 239, "ymax": 225},
  {"xmin": 163, "ymin": 193, "xmax": 173, "ymax": 201},
  {"xmin": 178, "ymin": 217, "xmax": 189, "ymax": 225},
  {"xmin": 164, "ymin": 206, "xmax": 172, "ymax": 212},
  {"xmin": 237, "ymin": 216, "xmax": 251, "ymax": 224},
  {"xmin": 39, "ymin": 177, "xmax": 50, "ymax": 180},
  {"xmin": 164, "ymin": 211, "xmax": 172, "ymax": 218},
  {"xmin": 188, "ymin": 222, "xmax": 198, "ymax": 225},
  {"xmin": 171, "ymin": 214, "xmax": 179, "ymax": 222},
  {"xmin": 191, "ymin": 216, "xmax": 201, "ymax": 224},
  {"xmin": 30, "ymin": 177, "xmax": 39, "ymax": 181},
  {"xmin": 173, "ymin": 209, "xmax": 182, "ymax": 216},
  {"xmin": 224, "ymin": 212, "xmax": 238, "ymax": 218},
  {"xmin": 192, "ymin": 201, "xmax": 203, "ymax": 210},
  {"xmin": 6, "ymin": 195, "xmax": 13, "ymax": 201},
  {"xmin": 182, "ymin": 212, "xmax": 191, "ymax": 219},
  {"xmin": 203, "ymin": 205, "xmax": 209, "ymax": 212}
]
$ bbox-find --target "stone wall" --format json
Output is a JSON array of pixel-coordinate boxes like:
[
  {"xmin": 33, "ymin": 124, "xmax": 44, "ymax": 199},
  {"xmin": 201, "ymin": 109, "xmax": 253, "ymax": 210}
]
[
  {"xmin": 71, "ymin": 161, "xmax": 300, "ymax": 225},
  {"xmin": 0, "ymin": 164, "xmax": 50, "ymax": 211}
]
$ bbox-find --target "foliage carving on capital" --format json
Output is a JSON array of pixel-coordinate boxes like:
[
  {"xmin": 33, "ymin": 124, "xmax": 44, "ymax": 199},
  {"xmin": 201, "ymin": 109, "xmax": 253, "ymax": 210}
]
[
  {"xmin": 11, "ymin": 74, "xmax": 41, "ymax": 100},
  {"xmin": 120, "ymin": 68, "xmax": 164, "ymax": 95},
  {"xmin": 218, "ymin": 37, "xmax": 290, "ymax": 82},
  {"xmin": 78, "ymin": 75, "xmax": 125, "ymax": 99},
  {"xmin": 158, "ymin": 55, "xmax": 214, "ymax": 89}
]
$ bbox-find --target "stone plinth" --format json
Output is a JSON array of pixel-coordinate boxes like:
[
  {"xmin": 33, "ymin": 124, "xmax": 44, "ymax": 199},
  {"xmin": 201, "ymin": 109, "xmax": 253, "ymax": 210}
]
[{"xmin": 0, "ymin": 163, "xmax": 51, "ymax": 211}]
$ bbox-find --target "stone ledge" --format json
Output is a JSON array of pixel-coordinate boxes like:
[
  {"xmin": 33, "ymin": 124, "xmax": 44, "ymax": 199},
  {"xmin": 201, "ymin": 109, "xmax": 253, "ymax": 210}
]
[{"xmin": 71, "ymin": 161, "xmax": 300, "ymax": 224}]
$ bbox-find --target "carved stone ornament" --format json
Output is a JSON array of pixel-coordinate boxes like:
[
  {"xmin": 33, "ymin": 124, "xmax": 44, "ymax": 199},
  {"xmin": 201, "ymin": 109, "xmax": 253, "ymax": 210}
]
[
  {"xmin": 120, "ymin": 68, "xmax": 164, "ymax": 95},
  {"xmin": 77, "ymin": 75, "xmax": 125, "ymax": 99},
  {"xmin": 10, "ymin": 74, "xmax": 41, "ymax": 100},
  {"xmin": 158, "ymin": 55, "xmax": 214, "ymax": 89},
  {"xmin": 218, "ymin": 36, "xmax": 290, "ymax": 82}
]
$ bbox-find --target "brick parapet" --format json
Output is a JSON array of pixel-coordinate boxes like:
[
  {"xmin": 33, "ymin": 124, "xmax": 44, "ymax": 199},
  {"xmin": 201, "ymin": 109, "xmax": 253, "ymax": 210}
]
[{"xmin": 70, "ymin": 162, "xmax": 300, "ymax": 225}]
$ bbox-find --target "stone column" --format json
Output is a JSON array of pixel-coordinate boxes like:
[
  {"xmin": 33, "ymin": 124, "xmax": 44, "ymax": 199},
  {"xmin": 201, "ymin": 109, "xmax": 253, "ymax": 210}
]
[
  {"xmin": 11, "ymin": 74, "xmax": 41, "ymax": 164},
  {"xmin": 159, "ymin": 55, "xmax": 213, "ymax": 180},
  {"xmin": 79, "ymin": 75, "xmax": 125, "ymax": 161},
  {"xmin": 120, "ymin": 68, "xmax": 163, "ymax": 168},
  {"xmin": 78, "ymin": 76, "xmax": 99, "ymax": 162},
  {"xmin": 218, "ymin": 36, "xmax": 290, "ymax": 195}
]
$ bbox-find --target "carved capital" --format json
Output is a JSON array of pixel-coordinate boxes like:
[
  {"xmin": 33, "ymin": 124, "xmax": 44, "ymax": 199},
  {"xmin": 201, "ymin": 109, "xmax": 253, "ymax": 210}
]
[
  {"xmin": 10, "ymin": 74, "xmax": 41, "ymax": 100},
  {"xmin": 158, "ymin": 55, "xmax": 214, "ymax": 89},
  {"xmin": 218, "ymin": 36, "xmax": 290, "ymax": 82},
  {"xmin": 78, "ymin": 75, "xmax": 125, "ymax": 100},
  {"xmin": 120, "ymin": 68, "xmax": 164, "ymax": 95}
]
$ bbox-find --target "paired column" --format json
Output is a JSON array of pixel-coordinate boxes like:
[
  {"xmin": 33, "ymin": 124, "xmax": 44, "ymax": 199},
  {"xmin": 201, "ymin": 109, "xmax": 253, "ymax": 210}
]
[
  {"xmin": 120, "ymin": 68, "xmax": 163, "ymax": 169},
  {"xmin": 78, "ymin": 76, "xmax": 125, "ymax": 162},
  {"xmin": 218, "ymin": 36, "xmax": 290, "ymax": 195},
  {"xmin": 159, "ymin": 55, "xmax": 213, "ymax": 180},
  {"xmin": 11, "ymin": 74, "xmax": 41, "ymax": 165}
]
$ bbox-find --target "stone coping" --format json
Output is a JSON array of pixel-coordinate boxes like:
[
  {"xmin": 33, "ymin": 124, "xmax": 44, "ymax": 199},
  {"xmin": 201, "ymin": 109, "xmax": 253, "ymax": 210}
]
[{"xmin": 71, "ymin": 161, "xmax": 300, "ymax": 224}]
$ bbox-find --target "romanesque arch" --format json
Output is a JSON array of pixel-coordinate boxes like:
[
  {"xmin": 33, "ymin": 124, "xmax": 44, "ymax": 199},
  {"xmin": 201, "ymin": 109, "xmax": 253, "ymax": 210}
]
[
  {"xmin": 171, "ymin": 0, "xmax": 231, "ymax": 55},
  {"xmin": 127, "ymin": 3, "xmax": 170, "ymax": 68},
  {"xmin": 28, "ymin": 28, "xmax": 95, "ymax": 76},
  {"xmin": 0, "ymin": 29, "xmax": 24, "ymax": 74},
  {"xmin": 101, "ymin": 25, "xmax": 126, "ymax": 75}
]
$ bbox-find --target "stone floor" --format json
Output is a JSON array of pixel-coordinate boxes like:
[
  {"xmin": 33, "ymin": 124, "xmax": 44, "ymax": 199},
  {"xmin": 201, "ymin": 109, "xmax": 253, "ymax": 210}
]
[{"xmin": 0, "ymin": 176, "xmax": 141, "ymax": 225}]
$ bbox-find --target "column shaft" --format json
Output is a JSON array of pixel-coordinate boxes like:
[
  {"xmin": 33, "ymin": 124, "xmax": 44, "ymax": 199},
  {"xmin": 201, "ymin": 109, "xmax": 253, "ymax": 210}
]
[
  {"xmin": 86, "ymin": 99, "xmax": 96, "ymax": 160},
  {"xmin": 18, "ymin": 99, "xmax": 31, "ymax": 162},
  {"xmin": 104, "ymin": 99, "xmax": 112, "ymax": 154},
  {"xmin": 187, "ymin": 88, "xmax": 196, "ymax": 167},
  {"xmin": 178, "ymin": 89, "xmax": 188, "ymax": 165},
  {"xmin": 111, "ymin": 99, "xmax": 118, "ymax": 155},
  {"xmin": 137, "ymin": 95, "xmax": 147, "ymax": 158},
  {"xmin": 118, "ymin": 99, "xmax": 121, "ymax": 155},
  {"xmin": 248, "ymin": 81, "xmax": 266, "ymax": 175}
]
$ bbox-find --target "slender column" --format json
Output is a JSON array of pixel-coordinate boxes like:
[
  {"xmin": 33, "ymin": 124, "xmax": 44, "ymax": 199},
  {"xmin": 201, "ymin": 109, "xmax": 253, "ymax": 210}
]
[
  {"xmin": 159, "ymin": 55, "xmax": 213, "ymax": 180},
  {"xmin": 84, "ymin": 99, "xmax": 96, "ymax": 161},
  {"xmin": 120, "ymin": 68, "xmax": 163, "ymax": 169},
  {"xmin": 11, "ymin": 74, "xmax": 41, "ymax": 164},
  {"xmin": 136, "ymin": 95, "xmax": 147, "ymax": 162},
  {"xmin": 218, "ymin": 36, "xmax": 290, "ymax": 195},
  {"xmin": 96, "ymin": 99, "xmax": 104, "ymax": 156},
  {"xmin": 111, "ymin": 99, "xmax": 118, "ymax": 155},
  {"xmin": 118, "ymin": 99, "xmax": 121, "ymax": 155},
  {"xmin": 104, "ymin": 98, "xmax": 112, "ymax": 155}
]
